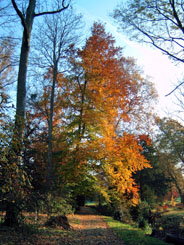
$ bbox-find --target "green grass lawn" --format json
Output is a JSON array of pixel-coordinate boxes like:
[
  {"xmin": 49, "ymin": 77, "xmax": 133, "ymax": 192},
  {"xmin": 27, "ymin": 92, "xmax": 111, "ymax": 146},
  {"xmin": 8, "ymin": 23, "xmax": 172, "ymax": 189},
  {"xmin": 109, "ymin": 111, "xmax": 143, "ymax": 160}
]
[{"xmin": 104, "ymin": 216, "xmax": 170, "ymax": 245}]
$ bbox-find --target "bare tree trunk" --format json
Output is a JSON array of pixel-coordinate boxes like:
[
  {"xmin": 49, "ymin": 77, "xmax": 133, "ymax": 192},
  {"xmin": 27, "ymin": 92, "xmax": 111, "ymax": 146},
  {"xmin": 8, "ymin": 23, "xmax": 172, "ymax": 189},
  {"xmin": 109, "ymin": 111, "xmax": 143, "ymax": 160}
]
[
  {"xmin": 13, "ymin": 0, "xmax": 35, "ymax": 119},
  {"xmin": 47, "ymin": 64, "xmax": 57, "ymax": 189},
  {"xmin": 14, "ymin": 24, "xmax": 33, "ymax": 152},
  {"xmin": 11, "ymin": 0, "xmax": 35, "ymax": 154}
]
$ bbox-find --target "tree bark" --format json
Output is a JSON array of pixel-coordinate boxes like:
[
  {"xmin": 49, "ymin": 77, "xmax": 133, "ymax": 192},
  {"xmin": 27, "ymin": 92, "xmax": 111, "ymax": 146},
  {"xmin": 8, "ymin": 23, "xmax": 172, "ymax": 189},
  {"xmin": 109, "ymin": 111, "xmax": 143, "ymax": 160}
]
[
  {"xmin": 14, "ymin": 0, "xmax": 35, "ymax": 133},
  {"xmin": 5, "ymin": 0, "xmax": 36, "ymax": 227},
  {"xmin": 47, "ymin": 64, "xmax": 57, "ymax": 189},
  {"xmin": 14, "ymin": 26, "xmax": 33, "ymax": 152}
]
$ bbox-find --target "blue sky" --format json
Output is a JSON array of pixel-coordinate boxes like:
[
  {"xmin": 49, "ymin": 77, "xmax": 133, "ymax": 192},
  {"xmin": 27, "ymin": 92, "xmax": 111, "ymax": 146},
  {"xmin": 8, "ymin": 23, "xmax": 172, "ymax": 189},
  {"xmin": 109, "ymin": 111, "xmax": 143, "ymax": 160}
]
[
  {"xmin": 75, "ymin": 0, "xmax": 119, "ymax": 20},
  {"xmin": 75, "ymin": 0, "xmax": 183, "ymax": 118}
]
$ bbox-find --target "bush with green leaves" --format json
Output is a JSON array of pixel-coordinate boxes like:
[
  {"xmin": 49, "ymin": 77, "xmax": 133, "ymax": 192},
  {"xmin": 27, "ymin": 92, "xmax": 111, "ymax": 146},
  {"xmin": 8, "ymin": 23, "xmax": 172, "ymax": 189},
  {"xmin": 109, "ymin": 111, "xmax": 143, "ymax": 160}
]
[
  {"xmin": 130, "ymin": 201, "xmax": 152, "ymax": 229},
  {"xmin": 43, "ymin": 194, "xmax": 74, "ymax": 217}
]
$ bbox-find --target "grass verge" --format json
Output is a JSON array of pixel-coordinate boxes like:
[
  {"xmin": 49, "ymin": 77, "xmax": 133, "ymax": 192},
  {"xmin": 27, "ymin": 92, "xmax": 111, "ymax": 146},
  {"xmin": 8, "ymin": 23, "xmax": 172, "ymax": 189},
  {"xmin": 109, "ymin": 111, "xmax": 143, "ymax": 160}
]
[{"xmin": 104, "ymin": 216, "xmax": 170, "ymax": 245}]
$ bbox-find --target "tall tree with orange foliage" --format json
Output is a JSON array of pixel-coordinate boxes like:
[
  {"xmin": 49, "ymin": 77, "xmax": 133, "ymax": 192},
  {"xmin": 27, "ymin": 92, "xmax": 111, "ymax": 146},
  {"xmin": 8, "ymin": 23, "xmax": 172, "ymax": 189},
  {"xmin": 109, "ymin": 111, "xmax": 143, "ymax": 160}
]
[
  {"xmin": 56, "ymin": 22, "xmax": 156, "ymax": 204},
  {"xmin": 25, "ymin": 23, "xmax": 156, "ymax": 207}
]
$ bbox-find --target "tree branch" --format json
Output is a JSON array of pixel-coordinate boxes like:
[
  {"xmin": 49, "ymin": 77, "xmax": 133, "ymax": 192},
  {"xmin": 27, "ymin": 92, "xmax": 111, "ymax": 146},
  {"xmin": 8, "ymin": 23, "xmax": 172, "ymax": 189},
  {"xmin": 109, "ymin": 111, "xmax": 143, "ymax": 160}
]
[
  {"xmin": 34, "ymin": 0, "xmax": 70, "ymax": 17},
  {"xmin": 165, "ymin": 82, "xmax": 184, "ymax": 96},
  {"xmin": 170, "ymin": 0, "xmax": 184, "ymax": 34},
  {"xmin": 11, "ymin": 0, "xmax": 27, "ymax": 31},
  {"xmin": 134, "ymin": 23, "xmax": 184, "ymax": 63}
]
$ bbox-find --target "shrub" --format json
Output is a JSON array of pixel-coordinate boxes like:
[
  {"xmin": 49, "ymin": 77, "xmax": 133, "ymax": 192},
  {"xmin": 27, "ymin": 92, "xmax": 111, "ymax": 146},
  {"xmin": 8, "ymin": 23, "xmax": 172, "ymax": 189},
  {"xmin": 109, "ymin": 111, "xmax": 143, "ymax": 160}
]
[
  {"xmin": 130, "ymin": 201, "xmax": 152, "ymax": 229},
  {"xmin": 113, "ymin": 206, "xmax": 132, "ymax": 224},
  {"xmin": 44, "ymin": 194, "xmax": 74, "ymax": 217}
]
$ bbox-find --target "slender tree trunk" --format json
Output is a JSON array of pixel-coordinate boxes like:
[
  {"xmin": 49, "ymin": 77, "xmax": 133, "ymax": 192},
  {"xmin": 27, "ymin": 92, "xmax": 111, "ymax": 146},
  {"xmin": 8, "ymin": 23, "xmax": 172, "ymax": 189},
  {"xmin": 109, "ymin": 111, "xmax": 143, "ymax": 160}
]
[
  {"xmin": 78, "ymin": 80, "xmax": 87, "ymax": 138},
  {"xmin": 13, "ymin": 30, "xmax": 31, "ymax": 152},
  {"xmin": 47, "ymin": 63, "xmax": 57, "ymax": 189}
]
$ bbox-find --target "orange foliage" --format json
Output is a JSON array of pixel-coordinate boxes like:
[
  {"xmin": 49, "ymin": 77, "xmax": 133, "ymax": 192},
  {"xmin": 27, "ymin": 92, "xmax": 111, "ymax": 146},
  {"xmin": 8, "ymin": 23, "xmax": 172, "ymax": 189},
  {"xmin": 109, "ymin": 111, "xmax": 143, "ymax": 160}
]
[
  {"xmin": 53, "ymin": 23, "xmax": 153, "ymax": 204},
  {"xmin": 29, "ymin": 23, "xmax": 154, "ymax": 205}
]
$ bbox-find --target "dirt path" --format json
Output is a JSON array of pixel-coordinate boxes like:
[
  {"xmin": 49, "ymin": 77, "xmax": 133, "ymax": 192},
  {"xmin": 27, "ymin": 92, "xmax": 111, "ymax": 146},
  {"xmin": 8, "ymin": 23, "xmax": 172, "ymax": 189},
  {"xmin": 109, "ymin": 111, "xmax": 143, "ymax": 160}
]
[
  {"xmin": 0, "ymin": 207, "xmax": 125, "ymax": 244},
  {"xmin": 66, "ymin": 206, "xmax": 125, "ymax": 245}
]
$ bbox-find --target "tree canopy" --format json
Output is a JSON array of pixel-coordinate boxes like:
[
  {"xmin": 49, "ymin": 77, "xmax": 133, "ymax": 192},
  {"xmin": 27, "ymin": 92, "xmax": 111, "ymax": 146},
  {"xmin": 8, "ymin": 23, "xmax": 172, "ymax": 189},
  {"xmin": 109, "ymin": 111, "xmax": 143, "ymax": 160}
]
[{"xmin": 113, "ymin": 0, "xmax": 184, "ymax": 63}]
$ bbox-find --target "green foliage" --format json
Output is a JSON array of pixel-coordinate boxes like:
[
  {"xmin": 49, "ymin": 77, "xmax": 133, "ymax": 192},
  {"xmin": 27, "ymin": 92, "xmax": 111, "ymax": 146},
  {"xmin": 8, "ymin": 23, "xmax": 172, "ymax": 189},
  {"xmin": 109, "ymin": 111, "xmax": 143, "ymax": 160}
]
[
  {"xmin": 113, "ymin": 205, "xmax": 133, "ymax": 224},
  {"xmin": 0, "ymin": 155, "xmax": 32, "ymax": 206},
  {"xmin": 156, "ymin": 117, "xmax": 184, "ymax": 203},
  {"xmin": 157, "ymin": 118, "xmax": 184, "ymax": 164},
  {"xmin": 135, "ymin": 139, "xmax": 171, "ymax": 204},
  {"xmin": 97, "ymin": 194, "xmax": 133, "ymax": 224},
  {"xmin": 24, "ymin": 190, "xmax": 74, "ymax": 217},
  {"xmin": 41, "ymin": 193, "xmax": 73, "ymax": 217},
  {"xmin": 130, "ymin": 201, "xmax": 152, "ymax": 229},
  {"xmin": 0, "ymin": 147, "xmax": 32, "ymax": 222}
]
